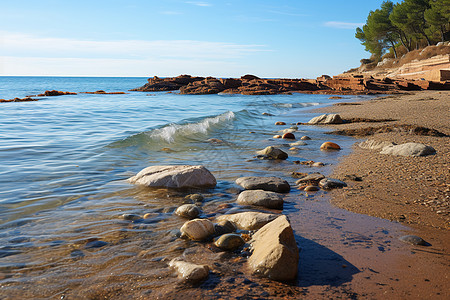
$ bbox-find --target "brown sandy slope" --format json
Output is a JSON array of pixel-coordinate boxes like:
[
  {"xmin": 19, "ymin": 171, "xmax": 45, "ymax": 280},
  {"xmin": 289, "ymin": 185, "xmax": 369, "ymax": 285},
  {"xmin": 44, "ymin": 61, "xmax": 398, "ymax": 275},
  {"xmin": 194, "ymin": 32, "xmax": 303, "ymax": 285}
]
[{"xmin": 316, "ymin": 90, "xmax": 449, "ymax": 230}]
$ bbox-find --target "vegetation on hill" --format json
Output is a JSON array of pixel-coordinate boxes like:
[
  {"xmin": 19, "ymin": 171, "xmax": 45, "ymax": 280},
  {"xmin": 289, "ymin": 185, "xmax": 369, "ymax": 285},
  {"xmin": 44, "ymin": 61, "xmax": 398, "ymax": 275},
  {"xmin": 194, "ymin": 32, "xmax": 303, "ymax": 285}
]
[{"xmin": 356, "ymin": 0, "xmax": 449, "ymax": 61}]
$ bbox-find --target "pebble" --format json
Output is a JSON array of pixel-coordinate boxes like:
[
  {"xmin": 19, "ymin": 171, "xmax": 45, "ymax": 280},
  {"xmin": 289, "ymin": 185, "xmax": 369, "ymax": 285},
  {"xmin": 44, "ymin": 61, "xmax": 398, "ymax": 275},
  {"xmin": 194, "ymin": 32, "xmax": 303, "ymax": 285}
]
[
  {"xmin": 262, "ymin": 112, "xmax": 274, "ymax": 116},
  {"xmin": 175, "ymin": 204, "xmax": 201, "ymax": 219},
  {"xmin": 282, "ymin": 132, "xmax": 295, "ymax": 139},
  {"xmin": 214, "ymin": 233, "xmax": 245, "ymax": 251},
  {"xmin": 304, "ymin": 185, "xmax": 320, "ymax": 192},
  {"xmin": 320, "ymin": 142, "xmax": 341, "ymax": 150},
  {"xmin": 121, "ymin": 213, "xmax": 141, "ymax": 221},
  {"xmin": 275, "ymin": 121, "xmax": 286, "ymax": 125},
  {"xmin": 312, "ymin": 162, "xmax": 325, "ymax": 167},
  {"xmin": 300, "ymin": 136, "xmax": 311, "ymax": 140},
  {"xmin": 273, "ymin": 135, "xmax": 282, "ymax": 139}
]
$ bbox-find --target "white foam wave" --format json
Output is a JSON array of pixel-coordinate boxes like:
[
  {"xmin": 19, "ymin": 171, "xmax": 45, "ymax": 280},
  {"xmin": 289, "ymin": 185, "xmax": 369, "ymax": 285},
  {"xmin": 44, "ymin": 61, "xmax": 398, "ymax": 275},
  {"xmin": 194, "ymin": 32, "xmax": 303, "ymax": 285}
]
[
  {"xmin": 273, "ymin": 102, "xmax": 320, "ymax": 108},
  {"xmin": 149, "ymin": 111, "xmax": 235, "ymax": 143}
]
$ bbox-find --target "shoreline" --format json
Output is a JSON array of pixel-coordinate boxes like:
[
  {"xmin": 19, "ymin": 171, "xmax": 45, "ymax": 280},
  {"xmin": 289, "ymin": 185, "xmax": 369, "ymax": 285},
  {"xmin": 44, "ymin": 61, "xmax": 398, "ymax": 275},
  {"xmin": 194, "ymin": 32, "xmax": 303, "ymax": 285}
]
[{"xmin": 313, "ymin": 90, "xmax": 449, "ymax": 230}]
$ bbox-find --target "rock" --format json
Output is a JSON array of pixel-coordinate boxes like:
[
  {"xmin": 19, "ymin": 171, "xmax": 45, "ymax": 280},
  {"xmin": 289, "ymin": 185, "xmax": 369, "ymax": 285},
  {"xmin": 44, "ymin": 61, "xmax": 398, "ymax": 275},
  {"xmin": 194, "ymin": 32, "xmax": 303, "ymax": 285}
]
[
  {"xmin": 241, "ymin": 74, "xmax": 260, "ymax": 80},
  {"xmin": 359, "ymin": 139, "xmax": 396, "ymax": 150},
  {"xmin": 216, "ymin": 212, "xmax": 278, "ymax": 230},
  {"xmin": 275, "ymin": 121, "xmax": 286, "ymax": 125},
  {"xmin": 289, "ymin": 147, "xmax": 298, "ymax": 151},
  {"xmin": 236, "ymin": 176, "xmax": 290, "ymax": 193},
  {"xmin": 319, "ymin": 178, "xmax": 347, "ymax": 189},
  {"xmin": 320, "ymin": 142, "xmax": 341, "ymax": 150},
  {"xmin": 127, "ymin": 165, "xmax": 216, "ymax": 188},
  {"xmin": 180, "ymin": 219, "xmax": 215, "ymax": 241},
  {"xmin": 121, "ymin": 213, "xmax": 141, "ymax": 221},
  {"xmin": 84, "ymin": 240, "xmax": 108, "ymax": 249},
  {"xmin": 180, "ymin": 78, "xmax": 226, "ymax": 95},
  {"xmin": 282, "ymin": 133, "xmax": 295, "ymax": 140},
  {"xmin": 295, "ymin": 173, "xmax": 325, "ymax": 185},
  {"xmin": 280, "ymin": 128, "xmax": 296, "ymax": 134},
  {"xmin": 185, "ymin": 193, "xmax": 204, "ymax": 202},
  {"xmin": 248, "ymin": 215, "xmax": 298, "ymax": 281},
  {"xmin": 328, "ymin": 96, "xmax": 343, "ymax": 99},
  {"xmin": 169, "ymin": 258, "xmax": 209, "ymax": 283},
  {"xmin": 300, "ymin": 136, "xmax": 311, "ymax": 140},
  {"xmin": 214, "ymin": 220, "xmax": 237, "ymax": 236},
  {"xmin": 312, "ymin": 162, "xmax": 324, "ymax": 167},
  {"xmin": 290, "ymin": 141, "xmax": 307, "ymax": 146},
  {"xmin": 256, "ymin": 146, "xmax": 288, "ymax": 160},
  {"xmin": 304, "ymin": 185, "xmax": 320, "ymax": 192},
  {"xmin": 273, "ymin": 135, "xmax": 282, "ymax": 139},
  {"xmin": 207, "ymin": 138, "xmax": 224, "ymax": 144},
  {"xmin": 175, "ymin": 204, "xmax": 201, "ymax": 219},
  {"xmin": 308, "ymin": 114, "xmax": 343, "ymax": 124},
  {"xmin": 399, "ymin": 235, "xmax": 428, "ymax": 246},
  {"xmin": 37, "ymin": 90, "xmax": 77, "ymax": 96},
  {"xmin": 237, "ymin": 190, "xmax": 284, "ymax": 209},
  {"xmin": 262, "ymin": 112, "xmax": 274, "ymax": 116},
  {"xmin": 380, "ymin": 143, "xmax": 436, "ymax": 157},
  {"xmin": 214, "ymin": 233, "xmax": 245, "ymax": 251}
]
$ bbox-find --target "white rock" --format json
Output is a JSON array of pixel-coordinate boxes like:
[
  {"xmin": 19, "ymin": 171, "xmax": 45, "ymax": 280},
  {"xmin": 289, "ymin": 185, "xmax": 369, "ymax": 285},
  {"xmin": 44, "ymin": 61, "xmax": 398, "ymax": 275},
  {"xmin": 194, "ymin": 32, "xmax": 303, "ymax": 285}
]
[
  {"xmin": 127, "ymin": 165, "xmax": 216, "ymax": 188},
  {"xmin": 290, "ymin": 141, "xmax": 307, "ymax": 146},
  {"xmin": 359, "ymin": 139, "xmax": 396, "ymax": 150},
  {"xmin": 380, "ymin": 143, "xmax": 436, "ymax": 157},
  {"xmin": 180, "ymin": 218, "xmax": 215, "ymax": 241},
  {"xmin": 308, "ymin": 114, "xmax": 343, "ymax": 124},
  {"xmin": 169, "ymin": 258, "xmax": 209, "ymax": 283},
  {"xmin": 216, "ymin": 212, "xmax": 278, "ymax": 230}
]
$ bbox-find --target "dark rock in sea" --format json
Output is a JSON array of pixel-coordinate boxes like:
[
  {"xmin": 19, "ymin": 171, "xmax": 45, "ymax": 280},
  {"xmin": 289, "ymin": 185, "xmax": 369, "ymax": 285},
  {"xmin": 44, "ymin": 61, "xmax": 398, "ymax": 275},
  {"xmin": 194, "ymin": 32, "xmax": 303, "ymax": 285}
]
[
  {"xmin": 37, "ymin": 90, "xmax": 77, "ymax": 96},
  {"xmin": 399, "ymin": 235, "xmax": 430, "ymax": 246},
  {"xmin": 0, "ymin": 97, "xmax": 39, "ymax": 103},
  {"xmin": 185, "ymin": 193, "xmax": 205, "ymax": 202},
  {"xmin": 121, "ymin": 213, "xmax": 141, "ymax": 221},
  {"xmin": 236, "ymin": 176, "xmax": 290, "ymax": 193}
]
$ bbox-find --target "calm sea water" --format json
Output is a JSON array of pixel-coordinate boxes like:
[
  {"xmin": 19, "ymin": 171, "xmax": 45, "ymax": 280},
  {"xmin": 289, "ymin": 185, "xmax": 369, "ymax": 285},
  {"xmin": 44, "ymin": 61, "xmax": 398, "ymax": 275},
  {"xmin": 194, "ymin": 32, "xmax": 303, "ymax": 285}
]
[{"xmin": 0, "ymin": 77, "xmax": 394, "ymax": 298}]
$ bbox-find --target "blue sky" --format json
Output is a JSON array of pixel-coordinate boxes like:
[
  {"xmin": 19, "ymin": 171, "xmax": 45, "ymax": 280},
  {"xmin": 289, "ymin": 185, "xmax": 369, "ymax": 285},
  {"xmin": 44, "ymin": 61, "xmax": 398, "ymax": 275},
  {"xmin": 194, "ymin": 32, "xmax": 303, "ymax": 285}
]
[{"xmin": 0, "ymin": 0, "xmax": 397, "ymax": 78}]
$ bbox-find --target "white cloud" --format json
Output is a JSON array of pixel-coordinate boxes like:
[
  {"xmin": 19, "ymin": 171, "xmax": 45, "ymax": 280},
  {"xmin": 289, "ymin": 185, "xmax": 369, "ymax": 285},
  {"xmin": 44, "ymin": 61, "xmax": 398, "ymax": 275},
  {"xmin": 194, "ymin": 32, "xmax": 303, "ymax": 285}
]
[
  {"xmin": 0, "ymin": 31, "xmax": 268, "ymax": 76},
  {"xmin": 324, "ymin": 21, "xmax": 364, "ymax": 29},
  {"xmin": 185, "ymin": 1, "xmax": 212, "ymax": 7}
]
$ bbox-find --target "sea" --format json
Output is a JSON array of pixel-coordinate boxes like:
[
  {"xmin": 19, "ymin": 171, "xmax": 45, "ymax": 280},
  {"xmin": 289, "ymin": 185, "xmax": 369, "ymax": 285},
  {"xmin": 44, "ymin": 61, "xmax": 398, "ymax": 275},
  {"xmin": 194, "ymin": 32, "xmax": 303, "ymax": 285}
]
[{"xmin": 0, "ymin": 77, "xmax": 409, "ymax": 298}]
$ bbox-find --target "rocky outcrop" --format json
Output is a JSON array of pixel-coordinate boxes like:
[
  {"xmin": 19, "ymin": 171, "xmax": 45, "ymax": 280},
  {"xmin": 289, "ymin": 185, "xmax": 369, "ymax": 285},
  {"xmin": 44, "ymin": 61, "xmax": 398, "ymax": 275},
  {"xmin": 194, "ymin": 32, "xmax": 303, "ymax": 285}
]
[
  {"xmin": 130, "ymin": 75, "xmax": 204, "ymax": 92},
  {"xmin": 127, "ymin": 165, "xmax": 216, "ymax": 188},
  {"xmin": 236, "ymin": 176, "xmax": 290, "ymax": 193},
  {"xmin": 237, "ymin": 190, "xmax": 284, "ymax": 209},
  {"xmin": 0, "ymin": 97, "xmax": 39, "ymax": 103},
  {"xmin": 37, "ymin": 90, "xmax": 77, "ymax": 96},
  {"xmin": 180, "ymin": 77, "xmax": 226, "ymax": 94},
  {"xmin": 216, "ymin": 212, "xmax": 278, "ymax": 230},
  {"xmin": 248, "ymin": 215, "xmax": 299, "ymax": 281},
  {"xmin": 380, "ymin": 142, "xmax": 436, "ymax": 157}
]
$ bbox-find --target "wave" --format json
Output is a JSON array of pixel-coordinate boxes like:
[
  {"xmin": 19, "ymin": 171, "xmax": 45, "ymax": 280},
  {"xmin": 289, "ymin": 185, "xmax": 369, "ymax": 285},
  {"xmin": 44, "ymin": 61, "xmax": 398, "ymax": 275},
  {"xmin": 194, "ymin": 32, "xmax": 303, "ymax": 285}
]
[
  {"xmin": 149, "ymin": 111, "xmax": 235, "ymax": 143},
  {"xmin": 272, "ymin": 102, "xmax": 320, "ymax": 108}
]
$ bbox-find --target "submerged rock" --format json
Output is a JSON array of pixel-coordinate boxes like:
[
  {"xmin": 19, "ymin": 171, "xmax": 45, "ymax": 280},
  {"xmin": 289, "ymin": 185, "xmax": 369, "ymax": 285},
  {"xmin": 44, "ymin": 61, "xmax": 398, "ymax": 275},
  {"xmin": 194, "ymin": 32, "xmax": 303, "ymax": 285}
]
[
  {"xmin": 216, "ymin": 212, "xmax": 278, "ymax": 230},
  {"xmin": 236, "ymin": 176, "xmax": 290, "ymax": 193},
  {"xmin": 127, "ymin": 165, "xmax": 216, "ymax": 188},
  {"xmin": 214, "ymin": 233, "xmax": 245, "ymax": 251},
  {"xmin": 237, "ymin": 190, "xmax": 283, "ymax": 209},
  {"xmin": 380, "ymin": 143, "xmax": 436, "ymax": 157},
  {"xmin": 169, "ymin": 258, "xmax": 209, "ymax": 283},
  {"xmin": 256, "ymin": 146, "xmax": 288, "ymax": 160},
  {"xmin": 180, "ymin": 219, "xmax": 215, "ymax": 241},
  {"xmin": 248, "ymin": 215, "xmax": 299, "ymax": 281},
  {"xmin": 175, "ymin": 204, "xmax": 201, "ymax": 219}
]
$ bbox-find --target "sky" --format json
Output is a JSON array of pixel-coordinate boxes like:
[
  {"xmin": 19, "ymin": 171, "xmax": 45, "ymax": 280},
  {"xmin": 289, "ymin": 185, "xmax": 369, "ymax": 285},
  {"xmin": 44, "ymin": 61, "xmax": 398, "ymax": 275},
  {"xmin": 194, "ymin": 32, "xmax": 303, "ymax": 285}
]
[{"xmin": 0, "ymin": 0, "xmax": 398, "ymax": 78}]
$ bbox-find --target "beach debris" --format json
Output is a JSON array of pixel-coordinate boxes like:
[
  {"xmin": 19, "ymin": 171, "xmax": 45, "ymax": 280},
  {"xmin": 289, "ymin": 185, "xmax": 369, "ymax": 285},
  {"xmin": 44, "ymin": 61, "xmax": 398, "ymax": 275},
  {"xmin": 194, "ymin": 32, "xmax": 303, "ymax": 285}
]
[
  {"xmin": 237, "ymin": 190, "xmax": 284, "ymax": 209},
  {"xmin": 236, "ymin": 176, "xmax": 290, "ymax": 193},
  {"xmin": 308, "ymin": 114, "xmax": 344, "ymax": 124},
  {"xmin": 180, "ymin": 219, "xmax": 215, "ymax": 241},
  {"xmin": 169, "ymin": 258, "xmax": 209, "ymax": 283},
  {"xmin": 127, "ymin": 165, "xmax": 216, "ymax": 188},
  {"xmin": 248, "ymin": 215, "xmax": 299, "ymax": 281},
  {"xmin": 256, "ymin": 146, "xmax": 288, "ymax": 160},
  {"xmin": 216, "ymin": 212, "xmax": 278, "ymax": 230},
  {"xmin": 175, "ymin": 204, "xmax": 201, "ymax": 219},
  {"xmin": 320, "ymin": 142, "xmax": 341, "ymax": 150},
  {"xmin": 380, "ymin": 142, "xmax": 436, "ymax": 157},
  {"xmin": 214, "ymin": 233, "xmax": 245, "ymax": 251}
]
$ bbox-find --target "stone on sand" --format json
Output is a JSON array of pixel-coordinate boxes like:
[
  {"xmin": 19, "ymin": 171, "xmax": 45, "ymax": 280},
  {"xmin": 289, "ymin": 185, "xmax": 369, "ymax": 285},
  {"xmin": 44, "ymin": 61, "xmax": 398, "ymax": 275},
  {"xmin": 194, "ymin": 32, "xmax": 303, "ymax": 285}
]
[{"xmin": 237, "ymin": 190, "xmax": 284, "ymax": 209}]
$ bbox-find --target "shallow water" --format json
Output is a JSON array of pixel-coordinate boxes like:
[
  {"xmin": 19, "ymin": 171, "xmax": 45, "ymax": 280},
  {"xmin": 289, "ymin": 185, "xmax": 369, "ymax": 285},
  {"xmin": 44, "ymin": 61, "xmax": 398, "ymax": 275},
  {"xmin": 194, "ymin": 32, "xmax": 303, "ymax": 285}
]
[{"xmin": 0, "ymin": 77, "xmax": 417, "ymax": 298}]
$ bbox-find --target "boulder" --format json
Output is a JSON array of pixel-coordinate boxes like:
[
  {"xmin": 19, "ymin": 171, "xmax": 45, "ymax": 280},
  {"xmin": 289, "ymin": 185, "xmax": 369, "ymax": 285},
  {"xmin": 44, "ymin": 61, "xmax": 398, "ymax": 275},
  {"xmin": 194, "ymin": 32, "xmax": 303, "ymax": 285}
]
[
  {"xmin": 180, "ymin": 218, "xmax": 215, "ymax": 241},
  {"xmin": 169, "ymin": 258, "xmax": 209, "ymax": 283},
  {"xmin": 359, "ymin": 139, "xmax": 396, "ymax": 150},
  {"xmin": 127, "ymin": 165, "xmax": 216, "ymax": 188},
  {"xmin": 248, "ymin": 215, "xmax": 299, "ymax": 281},
  {"xmin": 308, "ymin": 114, "xmax": 343, "ymax": 124},
  {"xmin": 175, "ymin": 204, "xmax": 201, "ymax": 219},
  {"xmin": 236, "ymin": 176, "xmax": 290, "ymax": 193},
  {"xmin": 380, "ymin": 143, "xmax": 436, "ymax": 157},
  {"xmin": 216, "ymin": 212, "xmax": 278, "ymax": 230},
  {"xmin": 256, "ymin": 146, "xmax": 288, "ymax": 160},
  {"xmin": 320, "ymin": 142, "xmax": 341, "ymax": 150},
  {"xmin": 319, "ymin": 178, "xmax": 347, "ymax": 189},
  {"xmin": 237, "ymin": 190, "xmax": 284, "ymax": 209}
]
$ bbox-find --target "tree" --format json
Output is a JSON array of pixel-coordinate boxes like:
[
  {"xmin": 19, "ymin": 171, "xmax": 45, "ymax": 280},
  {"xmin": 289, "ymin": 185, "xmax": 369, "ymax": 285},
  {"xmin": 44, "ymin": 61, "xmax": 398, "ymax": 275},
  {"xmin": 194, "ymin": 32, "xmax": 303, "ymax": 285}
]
[{"xmin": 425, "ymin": 0, "xmax": 450, "ymax": 42}]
